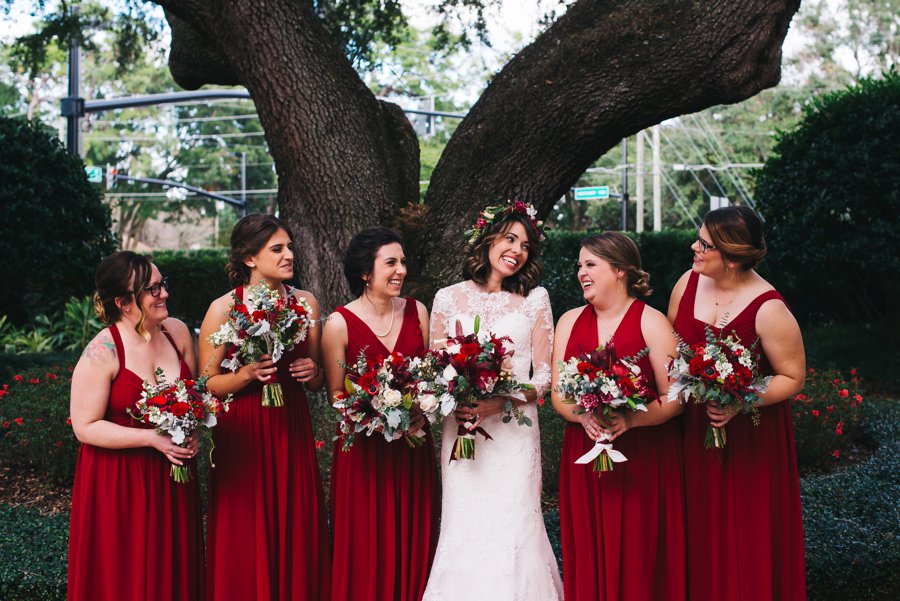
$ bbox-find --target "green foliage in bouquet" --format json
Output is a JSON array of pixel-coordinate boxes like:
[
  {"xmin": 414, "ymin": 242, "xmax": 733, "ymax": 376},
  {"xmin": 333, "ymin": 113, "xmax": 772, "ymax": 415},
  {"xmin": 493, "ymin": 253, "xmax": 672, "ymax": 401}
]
[
  {"xmin": 0, "ymin": 364, "xmax": 77, "ymax": 485},
  {"xmin": 0, "ymin": 117, "xmax": 116, "ymax": 324},
  {"xmin": 792, "ymin": 367, "xmax": 868, "ymax": 475}
]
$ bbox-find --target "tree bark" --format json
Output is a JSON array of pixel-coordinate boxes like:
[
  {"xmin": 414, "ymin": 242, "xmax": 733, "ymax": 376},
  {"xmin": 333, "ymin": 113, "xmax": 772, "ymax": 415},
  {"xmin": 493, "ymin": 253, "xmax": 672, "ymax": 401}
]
[{"xmin": 158, "ymin": 0, "xmax": 799, "ymax": 310}]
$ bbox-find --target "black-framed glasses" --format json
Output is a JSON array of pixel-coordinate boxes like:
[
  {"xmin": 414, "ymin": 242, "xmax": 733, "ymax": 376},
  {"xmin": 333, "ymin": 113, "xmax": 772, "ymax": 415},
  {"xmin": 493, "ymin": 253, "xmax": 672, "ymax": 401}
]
[
  {"xmin": 695, "ymin": 234, "xmax": 716, "ymax": 254},
  {"xmin": 142, "ymin": 277, "xmax": 169, "ymax": 298}
]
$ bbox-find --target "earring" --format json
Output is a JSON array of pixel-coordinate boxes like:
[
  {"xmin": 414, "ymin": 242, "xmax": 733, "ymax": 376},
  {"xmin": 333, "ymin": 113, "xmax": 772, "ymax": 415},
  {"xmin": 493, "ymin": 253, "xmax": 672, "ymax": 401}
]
[{"xmin": 249, "ymin": 262, "xmax": 255, "ymax": 268}]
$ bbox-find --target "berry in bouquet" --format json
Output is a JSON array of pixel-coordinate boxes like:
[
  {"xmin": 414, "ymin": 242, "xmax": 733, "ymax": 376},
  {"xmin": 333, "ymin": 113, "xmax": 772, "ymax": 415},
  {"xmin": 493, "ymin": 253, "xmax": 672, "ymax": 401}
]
[
  {"xmin": 208, "ymin": 283, "xmax": 313, "ymax": 407},
  {"xmin": 333, "ymin": 350, "xmax": 425, "ymax": 450},
  {"xmin": 667, "ymin": 325, "xmax": 771, "ymax": 449},
  {"xmin": 129, "ymin": 369, "xmax": 232, "ymax": 483},
  {"xmin": 428, "ymin": 316, "xmax": 534, "ymax": 461},
  {"xmin": 556, "ymin": 341, "xmax": 656, "ymax": 476}
]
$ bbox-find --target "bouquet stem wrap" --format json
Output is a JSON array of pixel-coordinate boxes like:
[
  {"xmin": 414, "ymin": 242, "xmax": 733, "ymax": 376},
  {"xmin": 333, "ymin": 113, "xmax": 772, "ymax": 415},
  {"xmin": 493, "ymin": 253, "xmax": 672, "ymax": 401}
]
[
  {"xmin": 261, "ymin": 381, "xmax": 284, "ymax": 408},
  {"xmin": 705, "ymin": 424, "xmax": 727, "ymax": 449},
  {"xmin": 451, "ymin": 421, "xmax": 493, "ymax": 461},
  {"xmin": 574, "ymin": 431, "xmax": 628, "ymax": 476},
  {"xmin": 170, "ymin": 461, "xmax": 191, "ymax": 483}
]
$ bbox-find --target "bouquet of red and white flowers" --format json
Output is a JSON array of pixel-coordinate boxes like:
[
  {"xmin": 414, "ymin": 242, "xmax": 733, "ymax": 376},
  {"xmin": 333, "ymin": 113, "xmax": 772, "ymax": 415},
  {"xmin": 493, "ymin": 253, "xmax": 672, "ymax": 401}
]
[
  {"xmin": 209, "ymin": 283, "xmax": 313, "ymax": 407},
  {"xmin": 556, "ymin": 342, "xmax": 655, "ymax": 476},
  {"xmin": 667, "ymin": 326, "xmax": 771, "ymax": 448},
  {"xmin": 333, "ymin": 351, "xmax": 425, "ymax": 450},
  {"xmin": 425, "ymin": 317, "xmax": 533, "ymax": 461},
  {"xmin": 130, "ymin": 371, "xmax": 232, "ymax": 483}
]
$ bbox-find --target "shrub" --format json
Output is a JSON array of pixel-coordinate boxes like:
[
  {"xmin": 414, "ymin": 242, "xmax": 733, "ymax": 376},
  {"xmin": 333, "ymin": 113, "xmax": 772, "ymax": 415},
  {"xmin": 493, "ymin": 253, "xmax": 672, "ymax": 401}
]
[
  {"xmin": 0, "ymin": 117, "xmax": 116, "ymax": 324},
  {"xmin": 0, "ymin": 505, "xmax": 68, "ymax": 600},
  {"xmin": 0, "ymin": 364, "xmax": 77, "ymax": 486},
  {"xmin": 755, "ymin": 72, "xmax": 900, "ymax": 326},
  {"xmin": 151, "ymin": 249, "xmax": 231, "ymax": 329},
  {"xmin": 792, "ymin": 367, "xmax": 868, "ymax": 474},
  {"xmin": 0, "ymin": 297, "xmax": 102, "ymax": 356}
]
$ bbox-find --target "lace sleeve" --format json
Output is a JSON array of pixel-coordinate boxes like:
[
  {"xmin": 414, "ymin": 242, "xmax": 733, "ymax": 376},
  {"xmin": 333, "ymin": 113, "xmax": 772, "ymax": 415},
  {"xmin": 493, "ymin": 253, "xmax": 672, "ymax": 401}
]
[
  {"xmin": 429, "ymin": 286, "xmax": 452, "ymax": 348},
  {"xmin": 528, "ymin": 287, "xmax": 554, "ymax": 398}
]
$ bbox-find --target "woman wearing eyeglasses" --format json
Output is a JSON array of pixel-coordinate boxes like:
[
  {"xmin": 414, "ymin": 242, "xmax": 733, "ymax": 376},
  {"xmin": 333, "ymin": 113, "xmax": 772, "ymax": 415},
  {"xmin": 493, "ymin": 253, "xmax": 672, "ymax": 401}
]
[
  {"xmin": 199, "ymin": 213, "xmax": 331, "ymax": 601},
  {"xmin": 668, "ymin": 206, "xmax": 807, "ymax": 601},
  {"xmin": 68, "ymin": 251, "xmax": 202, "ymax": 600}
]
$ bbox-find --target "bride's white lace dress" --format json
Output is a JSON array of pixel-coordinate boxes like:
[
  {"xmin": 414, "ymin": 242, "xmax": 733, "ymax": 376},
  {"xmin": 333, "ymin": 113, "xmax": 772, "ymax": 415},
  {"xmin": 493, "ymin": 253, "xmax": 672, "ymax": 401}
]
[{"xmin": 423, "ymin": 280, "xmax": 563, "ymax": 601}]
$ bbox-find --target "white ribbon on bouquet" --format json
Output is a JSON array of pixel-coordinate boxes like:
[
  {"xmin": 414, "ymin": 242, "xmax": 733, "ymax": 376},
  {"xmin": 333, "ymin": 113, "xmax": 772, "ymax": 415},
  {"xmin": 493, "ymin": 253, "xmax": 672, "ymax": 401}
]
[{"xmin": 574, "ymin": 431, "xmax": 628, "ymax": 465}]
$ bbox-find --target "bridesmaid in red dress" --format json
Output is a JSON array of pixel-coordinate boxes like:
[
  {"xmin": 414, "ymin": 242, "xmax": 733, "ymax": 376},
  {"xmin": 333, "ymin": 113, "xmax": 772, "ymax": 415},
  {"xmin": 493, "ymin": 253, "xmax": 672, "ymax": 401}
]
[
  {"xmin": 68, "ymin": 251, "xmax": 202, "ymax": 600},
  {"xmin": 668, "ymin": 206, "xmax": 806, "ymax": 600},
  {"xmin": 199, "ymin": 214, "xmax": 330, "ymax": 600},
  {"xmin": 322, "ymin": 227, "xmax": 438, "ymax": 601},
  {"xmin": 552, "ymin": 232, "xmax": 686, "ymax": 601}
]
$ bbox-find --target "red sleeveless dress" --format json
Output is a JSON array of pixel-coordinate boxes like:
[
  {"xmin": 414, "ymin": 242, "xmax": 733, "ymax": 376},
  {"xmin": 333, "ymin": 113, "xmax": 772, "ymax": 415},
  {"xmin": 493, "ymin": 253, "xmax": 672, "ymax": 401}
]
[
  {"xmin": 558, "ymin": 301, "xmax": 687, "ymax": 601},
  {"xmin": 329, "ymin": 298, "xmax": 439, "ymax": 601},
  {"xmin": 67, "ymin": 324, "xmax": 203, "ymax": 601},
  {"xmin": 673, "ymin": 271, "xmax": 806, "ymax": 600},
  {"xmin": 205, "ymin": 286, "xmax": 331, "ymax": 601}
]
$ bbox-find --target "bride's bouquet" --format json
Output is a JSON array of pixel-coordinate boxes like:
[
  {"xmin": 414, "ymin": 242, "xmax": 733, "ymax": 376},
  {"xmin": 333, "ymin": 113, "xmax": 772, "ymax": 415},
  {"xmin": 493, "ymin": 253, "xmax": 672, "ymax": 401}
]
[
  {"xmin": 129, "ymin": 370, "xmax": 232, "ymax": 483},
  {"xmin": 667, "ymin": 326, "xmax": 771, "ymax": 448},
  {"xmin": 333, "ymin": 351, "xmax": 425, "ymax": 449},
  {"xmin": 209, "ymin": 283, "xmax": 313, "ymax": 407},
  {"xmin": 424, "ymin": 317, "xmax": 533, "ymax": 461},
  {"xmin": 556, "ymin": 342, "xmax": 655, "ymax": 476}
]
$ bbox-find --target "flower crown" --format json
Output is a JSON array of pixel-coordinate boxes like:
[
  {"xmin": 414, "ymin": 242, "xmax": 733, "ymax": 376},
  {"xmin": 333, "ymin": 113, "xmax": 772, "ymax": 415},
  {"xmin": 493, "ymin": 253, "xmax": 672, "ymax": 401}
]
[{"xmin": 465, "ymin": 199, "xmax": 546, "ymax": 247}]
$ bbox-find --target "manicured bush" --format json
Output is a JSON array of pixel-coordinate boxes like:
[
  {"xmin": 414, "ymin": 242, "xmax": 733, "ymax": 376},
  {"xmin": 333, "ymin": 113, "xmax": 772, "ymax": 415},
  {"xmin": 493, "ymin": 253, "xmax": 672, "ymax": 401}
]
[
  {"xmin": 151, "ymin": 249, "xmax": 231, "ymax": 329},
  {"xmin": 0, "ymin": 116, "xmax": 116, "ymax": 324},
  {"xmin": 0, "ymin": 505, "xmax": 68, "ymax": 600},
  {"xmin": 0, "ymin": 364, "xmax": 77, "ymax": 486},
  {"xmin": 755, "ymin": 72, "xmax": 900, "ymax": 326},
  {"xmin": 792, "ymin": 367, "xmax": 868, "ymax": 474}
]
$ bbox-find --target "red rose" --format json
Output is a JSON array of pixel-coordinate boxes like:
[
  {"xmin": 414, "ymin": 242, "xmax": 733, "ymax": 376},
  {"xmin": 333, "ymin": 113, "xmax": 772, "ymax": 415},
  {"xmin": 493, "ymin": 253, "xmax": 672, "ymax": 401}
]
[
  {"xmin": 14, "ymin": 417, "xmax": 24, "ymax": 426},
  {"xmin": 14, "ymin": 375, "xmax": 23, "ymax": 382},
  {"xmin": 610, "ymin": 363, "xmax": 630, "ymax": 379},
  {"xmin": 460, "ymin": 342, "xmax": 482, "ymax": 358},
  {"xmin": 476, "ymin": 218, "xmax": 487, "ymax": 228},
  {"xmin": 576, "ymin": 361, "xmax": 594, "ymax": 376},
  {"xmin": 170, "ymin": 402, "xmax": 191, "ymax": 417},
  {"xmin": 251, "ymin": 310, "xmax": 268, "ymax": 322},
  {"xmin": 838, "ymin": 389, "xmax": 849, "ymax": 398},
  {"xmin": 235, "ymin": 303, "xmax": 250, "ymax": 316},
  {"xmin": 812, "ymin": 409, "xmax": 819, "ymax": 417},
  {"xmin": 148, "ymin": 395, "xmax": 167, "ymax": 407}
]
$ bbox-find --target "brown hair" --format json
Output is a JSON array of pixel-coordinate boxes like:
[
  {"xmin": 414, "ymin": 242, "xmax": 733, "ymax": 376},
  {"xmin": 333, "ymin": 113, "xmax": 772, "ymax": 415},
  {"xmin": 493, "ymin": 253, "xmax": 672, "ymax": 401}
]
[
  {"xmin": 463, "ymin": 212, "xmax": 543, "ymax": 296},
  {"xmin": 92, "ymin": 251, "xmax": 153, "ymax": 336},
  {"xmin": 703, "ymin": 206, "xmax": 766, "ymax": 271},
  {"xmin": 580, "ymin": 232, "xmax": 652, "ymax": 297},
  {"xmin": 226, "ymin": 213, "xmax": 295, "ymax": 286}
]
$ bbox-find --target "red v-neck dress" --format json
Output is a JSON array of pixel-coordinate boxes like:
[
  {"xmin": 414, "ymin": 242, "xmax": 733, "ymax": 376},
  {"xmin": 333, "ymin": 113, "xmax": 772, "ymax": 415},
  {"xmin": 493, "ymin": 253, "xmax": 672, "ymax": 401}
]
[
  {"xmin": 205, "ymin": 286, "xmax": 331, "ymax": 601},
  {"xmin": 67, "ymin": 324, "xmax": 203, "ymax": 601},
  {"xmin": 329, "ymin": 298, "xmax": 439, "ymax": 601},
  {"xmin": 673, "ymin": 271, "xmax": 806, "ymax": 600},
  {"xmin": 558, "ymin": 301, "xmax": 687, "ymax": 601}
]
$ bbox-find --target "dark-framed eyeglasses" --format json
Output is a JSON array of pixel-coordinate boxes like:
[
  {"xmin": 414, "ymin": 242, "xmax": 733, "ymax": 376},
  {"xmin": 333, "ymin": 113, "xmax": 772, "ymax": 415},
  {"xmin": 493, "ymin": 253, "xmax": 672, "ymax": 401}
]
[
  {"xmin": 142, "ymin": 277, "xmax": 169, "ymax": 298},
  {"xmin": 695, "ymin": 234, "xmax": 716, "ymax": 254}
]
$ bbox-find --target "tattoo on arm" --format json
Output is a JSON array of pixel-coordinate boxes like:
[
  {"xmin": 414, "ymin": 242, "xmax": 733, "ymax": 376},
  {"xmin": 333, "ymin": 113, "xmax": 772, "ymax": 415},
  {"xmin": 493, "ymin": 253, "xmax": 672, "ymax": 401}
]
[{"xmin": 81, "ymin": 334, "xmax": 116, "ymax": 361}]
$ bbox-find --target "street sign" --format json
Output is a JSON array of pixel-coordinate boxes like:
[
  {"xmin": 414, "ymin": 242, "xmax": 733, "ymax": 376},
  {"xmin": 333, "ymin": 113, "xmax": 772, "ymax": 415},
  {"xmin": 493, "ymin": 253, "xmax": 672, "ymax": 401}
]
[
  {"xmin": 573, "ymin": 186, "xmax": 610, "ymax": 200},
  {"xmin": 84, "ymin": 165, "xmax": 103, "ymax": 183}
]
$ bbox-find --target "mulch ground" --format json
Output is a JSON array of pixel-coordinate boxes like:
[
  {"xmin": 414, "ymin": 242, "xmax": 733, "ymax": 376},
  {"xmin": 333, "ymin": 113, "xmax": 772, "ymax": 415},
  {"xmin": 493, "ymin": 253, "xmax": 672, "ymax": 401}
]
[{"xmin": 0, "ymin": 462, "xmax": 71, "ymax": 515}]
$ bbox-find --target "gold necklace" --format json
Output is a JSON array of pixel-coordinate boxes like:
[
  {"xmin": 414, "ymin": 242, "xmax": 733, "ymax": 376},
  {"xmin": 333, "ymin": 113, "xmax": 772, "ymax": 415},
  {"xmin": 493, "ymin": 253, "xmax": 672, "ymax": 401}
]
[{"xmin": 361, "ymin": 295, "xmax": 395, "ymax": 338}]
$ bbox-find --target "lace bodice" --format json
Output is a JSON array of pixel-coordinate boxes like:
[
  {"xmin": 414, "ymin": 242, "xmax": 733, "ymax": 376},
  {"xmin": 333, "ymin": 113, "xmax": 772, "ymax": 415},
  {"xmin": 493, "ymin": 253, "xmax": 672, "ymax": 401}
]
[{"xmin": 430, "ymin": 281, "xmax": 554, "ymax": 399}]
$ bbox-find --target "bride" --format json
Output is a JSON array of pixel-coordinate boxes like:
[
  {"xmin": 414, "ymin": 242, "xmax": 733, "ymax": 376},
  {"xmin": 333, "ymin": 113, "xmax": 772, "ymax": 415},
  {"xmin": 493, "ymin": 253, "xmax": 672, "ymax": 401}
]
[{"xmin": 423, "ymin": 201, "xmax": 564, "ymax": 601}]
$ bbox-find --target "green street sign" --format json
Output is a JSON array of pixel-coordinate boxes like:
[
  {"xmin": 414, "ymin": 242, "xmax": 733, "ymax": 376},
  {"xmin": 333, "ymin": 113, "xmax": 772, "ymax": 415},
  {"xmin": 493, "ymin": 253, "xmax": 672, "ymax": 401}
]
[
  {"xmin": 573, "ymin": 186, "xmax": 609, "ymax": 200},
  {"xmin": 84, "ymin": 166, "xmax": 103, "ymax": 184}
]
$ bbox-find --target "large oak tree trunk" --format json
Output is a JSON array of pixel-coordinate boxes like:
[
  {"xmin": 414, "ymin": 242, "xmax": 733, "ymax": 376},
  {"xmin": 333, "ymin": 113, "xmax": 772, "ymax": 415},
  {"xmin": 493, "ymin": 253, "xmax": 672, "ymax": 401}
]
[{"xmin": 158, "ymin": 0, "xmax": 800, "ymax": 311}]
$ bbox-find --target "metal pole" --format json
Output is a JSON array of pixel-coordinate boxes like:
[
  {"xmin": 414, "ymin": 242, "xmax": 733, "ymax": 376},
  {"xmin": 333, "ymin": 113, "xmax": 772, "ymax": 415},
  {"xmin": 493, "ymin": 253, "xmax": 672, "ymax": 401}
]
[
  {"xmin": 620, "ymin": 138, "xmax": 629, "ymax": 231},
  {"xmin": 64, "ymin": 5, "xmax": 81, "ymax": 156},
  {"xmin": 652, "ymin": 124, "xmax": 662, "ymax": 231},
  {"xmin": 241, "ymin": 152, "xmax": 247, "ymax": 205},
  {"xmin": 636, "ymin": 130, "xmax": 645, "ymax": 232}
]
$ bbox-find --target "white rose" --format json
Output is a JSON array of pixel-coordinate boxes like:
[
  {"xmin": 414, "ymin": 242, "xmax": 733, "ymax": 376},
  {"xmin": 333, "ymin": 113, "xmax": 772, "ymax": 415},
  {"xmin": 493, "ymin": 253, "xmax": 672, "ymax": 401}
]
[
  {"xmin": 382, "ymin": 388, "xmax": 403, "ymax": 408},
  {"xmin": 443, "ymin": 364, "xmax": 458, "ymax": 381},
  {"xmin": 418, "ymin": 394, "xmax": 438, "ymax": 413}
]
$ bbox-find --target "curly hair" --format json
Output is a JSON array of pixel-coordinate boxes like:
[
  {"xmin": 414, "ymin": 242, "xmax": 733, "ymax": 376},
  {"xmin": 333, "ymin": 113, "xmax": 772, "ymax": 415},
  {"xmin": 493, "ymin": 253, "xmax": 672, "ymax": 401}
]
[
  {"xmin": 580, "ymin": 232, "xmax": 652, "ymax": 297},
  {"xmin": 343, "ymin": 228, "xmax": 406, "ymax": 297},
  {"xmin": 92, "ymin": 251, "xmax": 154, "ymax": 336},
  {"xmin": 226, "ymin": 213, "xmax": 295, "ymax": 286},
  {"xmin": 463, "ymin": 213, "xmax": 543, "ymax": 296},
  {"xmin": 704, "ymin": 206, "xmax": 766, "ymax": 271}
]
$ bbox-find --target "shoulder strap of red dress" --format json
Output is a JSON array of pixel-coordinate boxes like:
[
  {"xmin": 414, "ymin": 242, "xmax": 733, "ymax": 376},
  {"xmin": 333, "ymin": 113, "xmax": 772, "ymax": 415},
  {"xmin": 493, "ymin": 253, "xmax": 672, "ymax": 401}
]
[
  {"xmin": 679, "ymin": 271, "xmax": 700, "ymax": 317},
  {"xmin": 235, "ymin": 286, "xmax": 244, "ymax": 302},
  {"xmin": 108, "ymin": 323, "xmax": 126, "ymax": 366},
  {"xmin": 159, "ymin": 325, "xmax": 184, "ymax": 361}
]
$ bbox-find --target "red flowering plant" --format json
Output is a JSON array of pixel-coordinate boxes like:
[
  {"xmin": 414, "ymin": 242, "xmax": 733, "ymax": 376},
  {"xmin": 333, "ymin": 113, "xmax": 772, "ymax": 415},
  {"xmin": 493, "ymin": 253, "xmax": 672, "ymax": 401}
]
[
  {"xmin": 556, "ymin": 342, "xmax": 656, "ymax": 476},
  {"xmin": 129, "ymin": 370, "xmax": 232, "ymax": 483},
  {"xmin": 792, "ymin": 367, "xmax": 866, "ymax": 473},
  {"xmin": 425, "ymin": 316, "xmax": 534, "ymax": 460},
  {"xmin": 332, "ymin": 350, "xmax": 423, "ymax": 450},
  {"xmin": 209, "ymin": 283, "xmax": 313, "ymax": 407},
  {"xmin": 667, "ymin": 326, "xmax": 771, "ymax": 449},
  {"xmin": 0, "ymin": 365, "xmax": 78, "ymax": 485}
]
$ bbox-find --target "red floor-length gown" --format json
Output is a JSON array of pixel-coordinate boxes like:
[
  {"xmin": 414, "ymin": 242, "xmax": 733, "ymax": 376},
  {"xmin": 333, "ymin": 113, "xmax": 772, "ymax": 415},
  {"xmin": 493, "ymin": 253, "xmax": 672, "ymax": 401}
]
[
  {"xmin": 68, "ymin": 324, "xmax": 203, "ymax": 601},
  {"xmin": 206, "ymin": 286, "xmax": 330, "ymax": 601},
  {"xmin": 330, "ymin": 298, "xmax": 439, "ymax": 601},
  {"xmin": 674, "ymin": 271, "xmax": 806, "ymax": 600},
  {"xmin": 559, "ymin": 301, "xmax": 687, "ymax": 601}
]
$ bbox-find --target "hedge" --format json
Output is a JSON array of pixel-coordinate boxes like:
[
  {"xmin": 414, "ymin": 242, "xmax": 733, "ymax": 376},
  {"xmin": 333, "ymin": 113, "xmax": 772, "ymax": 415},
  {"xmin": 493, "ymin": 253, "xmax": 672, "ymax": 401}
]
[{"xmin": 0, "ymin": 505, "xmax": 68, "ymax": 600}]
